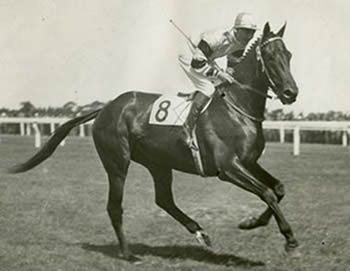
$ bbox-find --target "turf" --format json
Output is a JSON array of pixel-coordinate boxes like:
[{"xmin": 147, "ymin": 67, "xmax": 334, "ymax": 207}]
[{"xmin": 0, "ymin": 135, "xmax": 349, "ymax": 270}]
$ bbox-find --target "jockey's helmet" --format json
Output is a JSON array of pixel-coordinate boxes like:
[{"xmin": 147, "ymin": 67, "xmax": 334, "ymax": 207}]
[{"xmin": 234, "ymin": 12, "xmax": 257, "ymax": 30}]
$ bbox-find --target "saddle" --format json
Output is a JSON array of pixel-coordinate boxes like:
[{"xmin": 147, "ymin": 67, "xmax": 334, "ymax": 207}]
[{"xmin": 177, "ymin": 91, "xmax": 196, "ymax": 101}]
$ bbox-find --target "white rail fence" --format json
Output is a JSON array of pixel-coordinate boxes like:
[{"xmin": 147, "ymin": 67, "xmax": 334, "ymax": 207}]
[
  {"xmin": 263, "ymin": 121, "xmax": 350, "ymax": 155},
  {"xmin": 0, "ymin": 117, "xmax": 90, "ymax": 148},
  {"xmin": 0, "ymin": 117, "xmax": 350, "ymax": 155}
]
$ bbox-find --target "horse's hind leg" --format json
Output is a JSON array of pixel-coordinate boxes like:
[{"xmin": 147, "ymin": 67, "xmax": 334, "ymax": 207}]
[
  {"xmin": 93, "ymin": 132, "xmax": 137, "ymax": 261},
  {"xmin": 239, "ymin": 163, "xmax": 285, "ymax": 230},
  {"xmin": 148, "ymin": 166, "xmax": 211, "ymax": 246},
  {"xmin": 106, "ymin": 171, "xmax": 135, "ymax": 260}
]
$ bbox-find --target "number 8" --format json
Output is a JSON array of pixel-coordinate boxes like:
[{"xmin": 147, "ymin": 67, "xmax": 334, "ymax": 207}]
[{"xmin": 155, "ymin": 100, "xmax": 171, "ymax": 122}]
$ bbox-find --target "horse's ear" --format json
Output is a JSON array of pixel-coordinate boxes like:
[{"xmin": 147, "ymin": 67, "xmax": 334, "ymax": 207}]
[
  {"xmin": 277, "ymin": 22, "xmax": 287, "ymax": 37},
  {"xmin": 263, "ymin": 22, "xmax": 271, "ymax": 38}
]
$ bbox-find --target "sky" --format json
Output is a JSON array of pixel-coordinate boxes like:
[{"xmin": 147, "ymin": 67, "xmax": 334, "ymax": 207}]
[{"xmin": 1, "ymin": 0, "xmax": 350, "ymax": 114}]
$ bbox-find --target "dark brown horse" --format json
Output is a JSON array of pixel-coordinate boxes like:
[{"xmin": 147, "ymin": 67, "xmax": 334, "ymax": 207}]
[{"xmin": 8, "ymin": 23, "xmax": 299, "ymax": 260}]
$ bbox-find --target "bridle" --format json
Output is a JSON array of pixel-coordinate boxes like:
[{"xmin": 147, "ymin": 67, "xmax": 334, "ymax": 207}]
[
  {"xmin": 223, "ymin": 36, "xmax": 285, "ymax": 122},
  {"xmin": 256, "ymin": 36, "xmax": 284, "ymax": 91}
]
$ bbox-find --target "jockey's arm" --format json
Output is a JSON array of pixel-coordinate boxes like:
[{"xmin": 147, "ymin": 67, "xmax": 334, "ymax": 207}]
[
  {"xmin": 190, "ymin": 39, "xmax": 233, "ymax": 82},
  {"xmin": 190, "ymin": 40, "xmax": 220, "ymax": 77}
]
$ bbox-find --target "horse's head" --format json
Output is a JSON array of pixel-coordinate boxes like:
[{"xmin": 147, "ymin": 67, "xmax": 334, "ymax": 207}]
[{"xmin": 258, "ymin": 22, "xmax": 298, "ymax": 104}]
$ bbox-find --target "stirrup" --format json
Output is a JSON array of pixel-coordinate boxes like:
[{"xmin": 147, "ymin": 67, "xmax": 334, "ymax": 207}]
[
  {"xmin": 183, "ymin": 126, "xmax": 198, "ymax": 151},
  {"xmin": 186, "ymin": 137, "xmax": 199, "ymax": 151}
]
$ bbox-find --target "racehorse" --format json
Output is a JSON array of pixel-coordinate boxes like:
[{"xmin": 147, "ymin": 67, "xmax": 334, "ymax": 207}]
[{"xmin": 8, "ymin": 23, "xmax": 299, "ymax": 260}]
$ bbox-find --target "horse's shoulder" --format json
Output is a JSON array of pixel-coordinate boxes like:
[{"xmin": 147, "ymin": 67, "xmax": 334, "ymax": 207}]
[{"xmin": 205, "ymin": 92, "xmax": 227, "ymax": 115}]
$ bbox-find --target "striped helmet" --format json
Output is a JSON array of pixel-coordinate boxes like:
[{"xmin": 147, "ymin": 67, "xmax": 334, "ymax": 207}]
[{"xmin": 234, "ymin": 12, "xmax": 257, "ymax": 30}]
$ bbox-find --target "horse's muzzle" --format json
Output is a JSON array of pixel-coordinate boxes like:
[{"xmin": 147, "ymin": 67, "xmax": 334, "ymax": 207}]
[{"xmin": 281, "ymin": 88, "xmax": 298, "ymax": 104}]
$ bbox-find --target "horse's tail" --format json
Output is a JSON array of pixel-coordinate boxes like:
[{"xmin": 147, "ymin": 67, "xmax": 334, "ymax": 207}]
[{"xmin": 7, "ymin": 109, "xmax": 101, "ymax": 174}]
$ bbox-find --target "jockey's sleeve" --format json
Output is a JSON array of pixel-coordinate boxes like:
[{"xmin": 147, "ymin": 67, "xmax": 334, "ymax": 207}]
[
  {"xmin": 190, "ymin": 39, "xmax": 220, "ymax": 77},
  {"xmin": 227, "ymin": 49, "xmax": 245, "ymax": 67},
  {"xmin": 231, "ymin": 49, "xmax": 244, "ymax": 58},
  {"xmin": 198, "ymin": 40, "xmax": 213, "ymax": 58}
]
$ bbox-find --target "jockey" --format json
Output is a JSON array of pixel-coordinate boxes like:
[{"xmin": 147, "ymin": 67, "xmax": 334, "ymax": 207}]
[{"xmin": 178, "ymin": 12, "xmax": 257, "ymax": 149}]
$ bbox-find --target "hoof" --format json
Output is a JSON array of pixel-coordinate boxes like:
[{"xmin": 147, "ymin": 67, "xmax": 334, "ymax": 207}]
[
  {"xmin": 285, "ymin": 240, "xmax": 299, "ymax": 253},
  {"xmin": 117, "ymin": 252, "xmax": 142, "ymax": 263},
  {"xmin": 238, "ymin": 216, "xmax": 267, "ymax": 230},
  {"xmin": 124, "ymin": 254, "xmax": 142, "ymax": 263},
  {"xmin": 195, "ymin": 230, "xmax": 211, "ymax": 247}
]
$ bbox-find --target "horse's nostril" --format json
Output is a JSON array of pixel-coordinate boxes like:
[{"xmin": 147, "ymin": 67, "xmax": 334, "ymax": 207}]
[{"xmin": 283, "ymin": 89, "xmax": 294, "ymax": 98}]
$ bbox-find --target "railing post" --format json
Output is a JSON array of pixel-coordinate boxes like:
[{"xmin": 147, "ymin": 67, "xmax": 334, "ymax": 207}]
[
  {"xmin": 79, "ymin": 124, "xmax": 85, "ymax": 137},
  {"xmin": 32, "ymin": 122, "xmax": 41, "ymax": 148},
  {"xmin": 59, "ymin": 121, "xmax": 66, "ymax": 146},
  {"xmin": 20, "ymin": 122, "xmax": 25, "ymax": 136},
  {"xmin": 50, "ymin": 122, "xmax": 55, "ymax": 134},
  {"xmin": 342, "ymin": 129, "xmax": 348, "ymax": 147},
  {"xmin": 293, "ymin": 125, "xmax": 300, "ymax": 156},
  {"xmin": 26, "ymin": 123, "xmax": 31, "ymax": 136},
  {"xmin": 280, "ymin": 123, "xmax": 285, "ymax": 143}
]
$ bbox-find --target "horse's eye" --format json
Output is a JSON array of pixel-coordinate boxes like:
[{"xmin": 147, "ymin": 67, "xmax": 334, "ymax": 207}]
[{"xmin": 265, "ymin": 55, "xmax": 274, "ymax": 62}]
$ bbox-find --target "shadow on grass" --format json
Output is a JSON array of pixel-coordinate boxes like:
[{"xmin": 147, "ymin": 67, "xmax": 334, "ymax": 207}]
[{"xmin": 80, "ymin": 242, "xmax": 265, "ymax": 267}]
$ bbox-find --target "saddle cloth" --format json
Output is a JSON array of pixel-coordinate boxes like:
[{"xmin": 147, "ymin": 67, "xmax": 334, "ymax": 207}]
[
  {"xmin": 149, "ymin": 94, "xmax": 192, "ymax": 125},
  {"xmin": 149, "ymin": 93, "xmax": 211, "ymax": 126}
]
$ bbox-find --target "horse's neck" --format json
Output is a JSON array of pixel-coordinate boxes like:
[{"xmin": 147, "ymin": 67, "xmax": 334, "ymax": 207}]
[{"xmin": 225, "ymin": 40, "xmax": 268, "ymax": 119}]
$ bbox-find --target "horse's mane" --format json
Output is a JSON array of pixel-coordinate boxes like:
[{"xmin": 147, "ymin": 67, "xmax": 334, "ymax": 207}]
[
  {"xmin": 216, "ymin": 30, "xmax": 275, "ymax": 92},
  {"xmin": 239, "ymin": 29, "xmax": 277, "ymax": 62},
  {"xmin": 240, "ymin": 35, "xmax": 261, "ymax": 62},
  {"xmin": 215, "ymin": 34, "xmax": 265, "ymax": 93}
]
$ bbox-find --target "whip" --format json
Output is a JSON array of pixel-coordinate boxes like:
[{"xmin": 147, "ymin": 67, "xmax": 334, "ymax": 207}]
[
  {"xmin": 169, "ymin": 19, "xmax": 196, "ymax": 50},
  {"xmin": 169, "ymin": 19, "xmax": 224, "ymax": 72}
]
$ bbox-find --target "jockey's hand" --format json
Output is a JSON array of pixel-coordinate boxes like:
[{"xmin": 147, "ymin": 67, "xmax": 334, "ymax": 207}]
[
  {"xmin": 226, "ymin": 67, "xmax": 235, "ymax": 76},
  {"xmin": 219, "ymin": 72, "xmax": 235, "ymax": 83}
]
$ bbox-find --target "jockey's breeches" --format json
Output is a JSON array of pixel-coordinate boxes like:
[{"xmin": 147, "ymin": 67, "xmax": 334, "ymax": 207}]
[{"xmin": 178, "ymin": 54, "xmax": 217, "ymax": 96}]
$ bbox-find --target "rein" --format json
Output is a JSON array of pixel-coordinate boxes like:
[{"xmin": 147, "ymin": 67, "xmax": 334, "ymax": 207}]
[
  {"xmin": 239, "ymin": 82, "xmax": 272, "ymax": 99},
  {"xmin": 222, "ymin": 94, "xmax": 265, "ymax": 122},
  {"xmin": 219, "ymin": 82, "xmax": 272, "ymax": 99},
  {"xmin": 220, "ymin": 81, "xmax": 272, "ymax": 99}
]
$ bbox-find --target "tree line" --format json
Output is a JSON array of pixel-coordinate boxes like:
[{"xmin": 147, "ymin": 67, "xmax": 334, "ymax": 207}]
[
  {"xmin": 0, "ymin": 101, "xmax": 105, "ymax": 118},
  {"xmin": 1, "ymin": 101, "xmax": 350, "ymax": 121},
  {"xmin": 1, "ymin": 101, "xmax": 349, "ymax": 144}
]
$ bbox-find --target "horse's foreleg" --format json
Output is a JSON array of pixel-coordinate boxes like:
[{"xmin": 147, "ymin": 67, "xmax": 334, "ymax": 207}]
[
  {"xmin": 219, "ymin": 157, "xmax": 298, "ymax": 251},
  {"xmin": 148, "ymin": 167, "xmax": 211, "ymax": 247},
  {"xmin": 239, "ymin": 163, "xmax": 285, "ymax": 230}
]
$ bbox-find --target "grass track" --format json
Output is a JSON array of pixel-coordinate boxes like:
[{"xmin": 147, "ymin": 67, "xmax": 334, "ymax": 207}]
[{"xmin": 0, "ymin": 135, "xmax": 349, "ymax": 270}]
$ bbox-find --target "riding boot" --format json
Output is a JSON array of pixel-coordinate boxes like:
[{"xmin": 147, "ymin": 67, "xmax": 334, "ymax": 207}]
[{"xmin": 183, "ymin": 91, "xmax": 210, "ymax": 150}]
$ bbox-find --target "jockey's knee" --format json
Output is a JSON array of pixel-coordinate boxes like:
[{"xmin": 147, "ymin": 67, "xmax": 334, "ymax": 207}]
[{"xmin": 194, "ymin": 90, "xmax": 209, "ymax": 99}]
